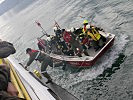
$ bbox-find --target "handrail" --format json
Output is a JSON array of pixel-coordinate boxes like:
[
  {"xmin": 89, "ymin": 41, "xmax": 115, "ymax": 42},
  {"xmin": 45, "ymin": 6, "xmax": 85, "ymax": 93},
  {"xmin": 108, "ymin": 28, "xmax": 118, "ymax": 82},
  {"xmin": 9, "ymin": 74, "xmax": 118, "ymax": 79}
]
[
  {"xmin": 10, "ymin": 71, "xmax": 24, "ymax": 98},
  {"xmin": 4, "ymin": 59, "xmax": 31, "ymax": 100}
]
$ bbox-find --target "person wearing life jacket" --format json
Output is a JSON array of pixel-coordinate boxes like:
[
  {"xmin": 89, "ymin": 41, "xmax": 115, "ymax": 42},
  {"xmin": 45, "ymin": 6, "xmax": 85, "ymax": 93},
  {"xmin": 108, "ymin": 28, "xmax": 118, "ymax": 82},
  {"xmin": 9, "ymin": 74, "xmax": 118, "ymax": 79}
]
[
  {"xmin": 62, "ymin": 29, "xmax": 89, "ymax": 57},
  {"xmin": 87, "ymin": 26, "xmax": 104, "ymax": 51},
  {"xmin": 83, "ymin": 20, "xmax": 89, "ymax": 33},
  {"xmin": 76, "ymin": 20, "xmax": 90, "ymax": 54},
  {"xmin": 25, "ymin": 48, "xmax": 53, "ymax": 84},
  {"xmin": 78, "ymin": 20, "xmax": 89, "ymax": 41}
]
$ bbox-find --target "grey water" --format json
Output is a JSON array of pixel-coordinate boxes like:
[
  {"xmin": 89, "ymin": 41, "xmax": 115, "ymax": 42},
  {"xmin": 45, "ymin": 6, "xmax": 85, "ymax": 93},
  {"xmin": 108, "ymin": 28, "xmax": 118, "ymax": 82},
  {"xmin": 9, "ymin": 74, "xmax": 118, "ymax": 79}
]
[{"xmin": 0, "ymin": 0, "xmax": 133, "ymax": 100}]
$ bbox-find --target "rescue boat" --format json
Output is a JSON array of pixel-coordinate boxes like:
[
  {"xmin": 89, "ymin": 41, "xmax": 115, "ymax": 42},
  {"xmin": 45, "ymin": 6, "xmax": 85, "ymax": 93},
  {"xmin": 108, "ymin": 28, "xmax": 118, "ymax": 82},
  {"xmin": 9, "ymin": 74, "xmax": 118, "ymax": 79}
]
[
  {"xmin": 35, "ymin": 21, "xmax": 115, "ymax": 68},
  {"xmin": 48, "ymin": 31, "xmax": 115, "ymax": 67}
]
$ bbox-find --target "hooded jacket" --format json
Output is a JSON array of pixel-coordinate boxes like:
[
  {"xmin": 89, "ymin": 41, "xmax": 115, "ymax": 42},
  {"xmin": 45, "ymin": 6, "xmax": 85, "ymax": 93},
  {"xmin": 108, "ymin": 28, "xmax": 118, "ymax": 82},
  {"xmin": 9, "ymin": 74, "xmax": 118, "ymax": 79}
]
[
  {"xmin": 0, "ymin": 41, "xmax": 16, "ymax": 58},
  {"xmin": 0, "ymin": 65, "xmax": 10, "ymax": 91}
]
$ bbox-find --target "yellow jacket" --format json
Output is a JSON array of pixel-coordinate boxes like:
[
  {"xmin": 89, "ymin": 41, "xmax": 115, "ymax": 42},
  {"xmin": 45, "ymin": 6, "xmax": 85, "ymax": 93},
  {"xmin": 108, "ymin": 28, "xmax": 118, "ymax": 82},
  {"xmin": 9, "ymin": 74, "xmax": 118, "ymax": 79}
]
[
  {"xmin": 80, "ymin": 26, "xmax": 88, "ymax": 36},
  {"xmin": 87, "ymin": 27, "xmax": 101, "ymax": 41}
]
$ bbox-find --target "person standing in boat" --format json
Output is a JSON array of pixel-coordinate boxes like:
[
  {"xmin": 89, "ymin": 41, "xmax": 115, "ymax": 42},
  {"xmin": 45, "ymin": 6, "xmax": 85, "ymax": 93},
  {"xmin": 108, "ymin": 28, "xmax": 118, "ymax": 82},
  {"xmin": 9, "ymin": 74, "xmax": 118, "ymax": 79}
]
[
  {"xmin": 77, "ymin": 20, "xmax": 91, "ymax": 52},
  {"xmin": 25, "ymin": 48, "xmax": 53, "ymax": 84},
  {"xmin": 78, "ymin": 20, "xmax": 89, "ymax": 39},
  {"xmin": 53, "ymin": 27, "xmax": 68, "ymax": 54}
]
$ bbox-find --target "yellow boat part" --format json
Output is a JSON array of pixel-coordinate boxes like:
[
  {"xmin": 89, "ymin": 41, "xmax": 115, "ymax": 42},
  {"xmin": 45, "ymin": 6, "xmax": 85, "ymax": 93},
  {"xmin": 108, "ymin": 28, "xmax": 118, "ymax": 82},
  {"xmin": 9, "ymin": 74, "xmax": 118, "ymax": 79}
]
[
  {"xmin": 6, "ymin": 59, "xmax": 31, "ymax": 100},
  {"xmin": 0, "ymin": 59, "xmax": 3, "ymax": 64},
  {"xmin": 0, "ymin": 58, "xmax": 31, "ymax": 100},
  {"xmin": 33, "ymin": 69, "xmax": 42, "ymax": 79},
  {"xmin": 10, "ymin": 70, "xmax": 25, "ymax": 98}
]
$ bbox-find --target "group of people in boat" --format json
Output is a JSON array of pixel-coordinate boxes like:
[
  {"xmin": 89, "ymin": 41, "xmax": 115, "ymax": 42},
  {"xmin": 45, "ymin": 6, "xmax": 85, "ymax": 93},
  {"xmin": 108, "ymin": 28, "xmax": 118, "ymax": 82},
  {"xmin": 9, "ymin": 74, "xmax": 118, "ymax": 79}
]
[
  {"xmin": 37, "ymin": 20, "xmax": 107, "ymax": 57},
  {"xmin": 25, "ymin": 20, "xmax": 107, "ymax": 84},
  {"xmin": 0, "ymin": 20, "xmax": 107, "ymax": 99}
]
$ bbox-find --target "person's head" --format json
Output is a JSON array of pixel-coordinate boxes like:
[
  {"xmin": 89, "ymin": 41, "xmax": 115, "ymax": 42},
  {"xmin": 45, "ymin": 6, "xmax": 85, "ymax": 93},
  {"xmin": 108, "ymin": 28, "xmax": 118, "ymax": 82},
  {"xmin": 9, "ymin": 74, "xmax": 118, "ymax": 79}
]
[
  {"xmin": 53, "ymin": 26, "xmax": 58, "ymax": 32},
  {"xmin": 61, "ymin": 29, "xmax": 65, "ymax": 34},
  {"xmin": 86, "ymin": 24, "xmax": 90, "ymax": 29},
  {"xmin": 26, "ymin": 48, "xmax": 32, "ymax": 55},
  {"xmin": 83, "ymin": 20, "xmax": 88, "ymax": 25}
]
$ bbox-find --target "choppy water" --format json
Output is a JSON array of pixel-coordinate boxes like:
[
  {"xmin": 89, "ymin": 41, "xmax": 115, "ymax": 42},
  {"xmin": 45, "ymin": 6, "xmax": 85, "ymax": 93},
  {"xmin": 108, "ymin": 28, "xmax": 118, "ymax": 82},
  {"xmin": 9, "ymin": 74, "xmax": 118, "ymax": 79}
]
[{"xmin": 0, "ymin": 0, "xmax": 133, "ymax": 100}]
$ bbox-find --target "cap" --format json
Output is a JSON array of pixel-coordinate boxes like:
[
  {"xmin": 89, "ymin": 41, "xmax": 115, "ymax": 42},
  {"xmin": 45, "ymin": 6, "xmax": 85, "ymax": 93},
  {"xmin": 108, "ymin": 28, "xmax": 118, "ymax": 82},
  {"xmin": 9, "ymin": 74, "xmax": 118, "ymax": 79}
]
[{"xmin": 26, "ymin": 48, "xmax": 31, "ymax": 54}]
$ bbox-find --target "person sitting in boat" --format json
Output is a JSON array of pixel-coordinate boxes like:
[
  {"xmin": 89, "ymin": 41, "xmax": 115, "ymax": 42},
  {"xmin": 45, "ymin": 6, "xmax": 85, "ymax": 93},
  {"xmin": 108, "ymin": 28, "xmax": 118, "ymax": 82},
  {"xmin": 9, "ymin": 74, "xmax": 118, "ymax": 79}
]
[
  {"xmin": 37, "ymin": 38, "xmax": 47, "ymax": 52},
  {"xmin": 62, "ymin": 29, "xmax": 89, "ymax": 57},
  {"xmin": 37, "ymin": 36, "xmax": 52, "ymax": 53},
  {"xmin": 46, "ymin": 35, "xmax": 60, "ymax": 54},
  {"xmin": 62, "ymin": 29, "xmax": 81, "ymax": 57},
  {"xmin": 82, "ymin": 20, "xmax": 89, "ymax": 33},
  {"xmin": 82, "ymin": 19, "xmax": 105, "ymax": 33},
  {"xmin": 80, "ymin": 20, "xmax": 106, "ymax": 51},
  {"xmin": 25, "ymin": 48, "xmax": 53, "ymax": 84},
  {"xmin": 62, "ymin": 43, "xmax": 75, "ymax": 56},
  {"xmin": 87, "ymin": 25, "xmax": 105, "ymax": 51}
]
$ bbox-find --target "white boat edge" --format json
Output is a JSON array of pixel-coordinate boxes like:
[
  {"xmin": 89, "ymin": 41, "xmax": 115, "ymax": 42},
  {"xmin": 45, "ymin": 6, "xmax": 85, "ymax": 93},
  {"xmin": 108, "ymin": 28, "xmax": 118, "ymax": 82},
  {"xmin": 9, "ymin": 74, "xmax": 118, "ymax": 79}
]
[{"xmin": 8, "ymin": 56, "xmax": 56, "ymax": 100}]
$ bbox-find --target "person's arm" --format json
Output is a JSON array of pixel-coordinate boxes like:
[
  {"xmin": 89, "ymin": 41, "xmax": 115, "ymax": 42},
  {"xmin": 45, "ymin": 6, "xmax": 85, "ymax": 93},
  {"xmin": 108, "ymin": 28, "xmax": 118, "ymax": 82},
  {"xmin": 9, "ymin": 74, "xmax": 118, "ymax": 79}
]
[
  {"xmin": 0, "ymin": 64, "xmax": 18, "ymax": 96},
  {"xmin": 26, "ymin": 52, "xmax": 38, "ymax": 68},
  {"xmin": 0, "ymin": 64, "xmax": 10, "ymax": 91},
  {"xmin": 7, "ymin": 82, "xmax": 18, "ymax": 96}
]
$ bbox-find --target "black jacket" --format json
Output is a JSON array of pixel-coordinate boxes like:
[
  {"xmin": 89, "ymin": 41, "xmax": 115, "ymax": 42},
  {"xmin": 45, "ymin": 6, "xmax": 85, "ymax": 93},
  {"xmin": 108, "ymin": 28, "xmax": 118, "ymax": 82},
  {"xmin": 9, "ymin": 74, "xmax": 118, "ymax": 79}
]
[
  {"xmin": 0, "ymin": 41, "xmax": 16, "ymax": 58},
  {"xmin": 0, "ymin": 65, "xmax": 10, "ymax": 91}
]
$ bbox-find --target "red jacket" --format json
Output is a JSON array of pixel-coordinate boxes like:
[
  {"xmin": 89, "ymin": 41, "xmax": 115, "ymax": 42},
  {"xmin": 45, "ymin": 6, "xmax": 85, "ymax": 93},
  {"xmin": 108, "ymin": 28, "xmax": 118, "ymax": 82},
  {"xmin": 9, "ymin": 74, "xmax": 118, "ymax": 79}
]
[
  {"xmin": 37, "ymin": 39, "xmax": 46, "ymax": 51},
  {"xmin": 63, "ymin": 31, "xmax": 72, "ymax": 43}
]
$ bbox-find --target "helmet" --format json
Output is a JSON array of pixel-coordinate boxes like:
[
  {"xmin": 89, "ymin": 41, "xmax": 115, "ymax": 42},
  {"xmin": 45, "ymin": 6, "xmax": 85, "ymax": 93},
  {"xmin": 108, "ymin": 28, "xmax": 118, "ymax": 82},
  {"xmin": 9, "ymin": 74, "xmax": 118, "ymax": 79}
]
[
  {"xmin": 83, "ymin": 20, "xmax": 88, "ymax": 24},
  {"xmin": 86, "ymin": 24, "xmax": 90, "ymax": 29},
  {"xmin": 53, "ymin": 27, "xmax": 58, "ymax": 32},
  {"xmin": 47, "ymin": 37, "xmax": 51, "ymax": 41},
  {"xmin": 70, "ymin": 27, "xmax": 75, "ymax": 33}
]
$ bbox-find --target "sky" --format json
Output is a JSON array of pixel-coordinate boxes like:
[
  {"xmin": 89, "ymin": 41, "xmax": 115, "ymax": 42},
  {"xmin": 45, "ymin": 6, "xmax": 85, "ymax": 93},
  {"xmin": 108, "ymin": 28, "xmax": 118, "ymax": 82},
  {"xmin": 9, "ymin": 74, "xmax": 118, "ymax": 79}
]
[{"xmin": 0, "ymin": 0, "xmax": 5, "ymax": 4}]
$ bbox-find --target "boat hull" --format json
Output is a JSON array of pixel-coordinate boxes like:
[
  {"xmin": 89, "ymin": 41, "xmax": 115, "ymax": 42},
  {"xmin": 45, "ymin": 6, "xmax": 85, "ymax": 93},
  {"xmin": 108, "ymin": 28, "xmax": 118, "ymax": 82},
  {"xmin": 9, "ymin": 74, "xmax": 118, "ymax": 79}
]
[
  {"xmin": 68, "ymin": 37, "xmax": 115, "ymax": 67},
  {"xmin": 50, "ymin": 33, "xmax": 115, "ymax": 68}
]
